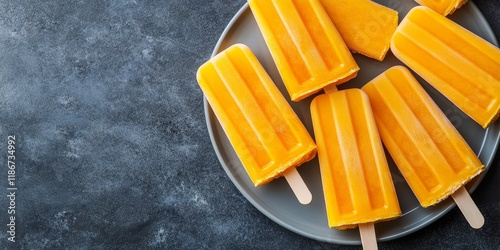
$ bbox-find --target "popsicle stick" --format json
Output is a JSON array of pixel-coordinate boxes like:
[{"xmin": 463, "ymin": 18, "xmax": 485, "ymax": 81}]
[
  {"xmin": 359, "ymin": 223, "xmax": 378, "ymax": 250},
  {"xmin": 451, "ymin": 186, "xmax": 484, "ymax": 229},
  {"xmin": 323, "ymin": 84, "xmax": 338, "ymax": 93},
  {"xmin": 284, "ymin": 168, "xmax": 312, "ymax": 205}
]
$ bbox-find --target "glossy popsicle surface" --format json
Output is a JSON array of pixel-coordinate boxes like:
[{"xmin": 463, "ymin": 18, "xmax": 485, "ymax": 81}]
[
  {"xmin": 362, "ymin": 66, "xmax": 484, "ymax": 207},
  {"xmin": 197, "ymin": 44, "xmax": 317, "ymax": 187},
  {"xmin": 391, "ymin": 6, "xmax": 500, "ymax": 128},
  {"xmin": 310, "ymin": 89, "xmax": 401, "ymax": 228},
  {"xmin": 249, "ymin": 0, "xmax": 359, "ymax": 102}
]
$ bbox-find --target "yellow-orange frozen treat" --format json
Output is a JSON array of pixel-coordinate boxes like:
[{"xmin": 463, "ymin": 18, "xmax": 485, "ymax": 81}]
[
  {"xmin": 415, "ymin": 0, "xmax": 467, "ymax": 16},
  {"xmin": 197, "ymin": 44, "xmax": 317, "ymax": 187},
  {"xmin": 362, "ymin": 66, "xmax": 484, "ymax": 207},
  {"xmin": 310, "ymin": 89, "xmax": 401, "ymax": 228},
  {"xmin": 249, "ymin": 0, "xmax": 359, "ymax": 102},
  {"xmin": 391, "ymin": 6, "xmax": 500, "ymax": 128},
  {"xmin": 319, "ymin": 0, "xmax": 398, "ymax": 61}
]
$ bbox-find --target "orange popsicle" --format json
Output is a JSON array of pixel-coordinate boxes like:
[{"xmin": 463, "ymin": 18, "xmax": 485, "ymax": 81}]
[
  {"xmin": 391, "ymin": 6, "xmax": 500, "ymax": 128},
  {"xmin": 362, "ymin": 66, "xmax": 485, "ymax": 228},
  {"xmin": 311, "ymin": 89, "xmax": 401, "ymax": 248},
  {"xmin": 415, "ymin": 0, "xmax": 467, "ymax": 16},
  {"xmin": 319, "ymin": 0, "xmax": 398, "ymax": 61},
  {"xmin": 197, "ymin": 44, "xmax": 317, "ymax": 204},
  {"xmin": 249, "ymin": 0, "xmax": 359, "ymax": 102}
]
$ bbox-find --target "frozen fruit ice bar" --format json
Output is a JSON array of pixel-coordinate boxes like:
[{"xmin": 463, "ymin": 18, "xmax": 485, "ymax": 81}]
[
  {"xmin": 310, "ymin": 89, "xmax": 401, "ymax": 229},
  {"xmin": 362, "ymin": 66, "xmax": 484, "ymax": 208},
  {"xmin": 249, "ymin": 0, "xmax": 359, "ymax": 102},
  {"xmin": 197, "ymin": 44, "xmax": 317, "ymax": 187},
  {"xmin": 319, "ymin": 0, "xmax": 398, "ymax": 61},
  {"xmin": 391, "ymin": 6, "xmax": 500, "ymax": 128}
]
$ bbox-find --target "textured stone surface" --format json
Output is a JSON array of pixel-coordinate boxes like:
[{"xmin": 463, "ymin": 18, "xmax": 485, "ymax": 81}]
[{"xmin": 0, "ymin": 0, "xmax": 497, "ymax": 249}]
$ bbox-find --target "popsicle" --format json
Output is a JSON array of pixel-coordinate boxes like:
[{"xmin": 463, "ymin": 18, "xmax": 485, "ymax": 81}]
[
  {"xmin": 311, "ymin": 89, "xmax": 401, "ymax": 249},
  {"xmin": 362, "ymin": 66, "xmax": 485, "ymax": 228},
  {"xmin": 391, "ymin": 6, "xmax": 500, "ymax": 128},
  {"xmin": 249, "ymin": 0, "xmax": 359, "ymax": 102},
  {"xmin": 415, "ymin": 0, "xmax": 467, "ymax": 16},
  {"xmin": 318, "ymin": 0, "xmax": 398, "ymax": 61},
  {"xmin": 197, "ymin": 44, "xmax": 317, "ymax": 204}
]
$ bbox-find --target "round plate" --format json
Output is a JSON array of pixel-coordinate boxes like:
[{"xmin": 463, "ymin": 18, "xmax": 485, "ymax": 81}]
[{"xmin": 204, "ymin": 1, "xmax": 500, "ymax": 245}]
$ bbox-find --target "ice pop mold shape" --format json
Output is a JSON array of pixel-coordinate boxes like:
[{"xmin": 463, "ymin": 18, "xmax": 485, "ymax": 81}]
[
  {"xmin": 362, "ymin": 66, "xmax": 485, "ymax": 228},
  {"xmin": 197, "ymin": 44, "xmax": 317, "ymax": 203},
  {"xmin": 311, "ymin": 89, "xmax": 401, "ymax": 248},
  {"xmin": 319, "ymin": 0, "xmax": 398, "ymax": 61},
  {"xmin": 391, "ymin": 6, "xmax": 500, "ymax": 128},
  {"xmin": 249, "ymin": 0, "xmax": 359, "ymax": 102}
]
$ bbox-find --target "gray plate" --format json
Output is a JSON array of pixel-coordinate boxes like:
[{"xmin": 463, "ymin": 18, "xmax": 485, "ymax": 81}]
[{"xmin": 203, "ymin": 0, "xmax": 500, "ymax": 245}]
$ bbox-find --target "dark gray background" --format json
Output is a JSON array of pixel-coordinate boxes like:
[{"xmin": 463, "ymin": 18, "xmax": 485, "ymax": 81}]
[{"xmin": 0, "ymin": 0, "xmax": 498, "ymax": 249}]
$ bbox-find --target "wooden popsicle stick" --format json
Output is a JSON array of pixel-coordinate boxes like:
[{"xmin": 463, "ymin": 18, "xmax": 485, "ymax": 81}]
[
  {"xmin": 451, "ymin": 186, "xmax": 484, "ymax": 229},
  {"xmin": 359, "ymin": 223, "xmax": 378, "ymax": 250},
  {"xmin": 284, "ymin": 167, "xmax": 312, "ymax": 205},
  {"xmin": 323, "ymin": 84, "xmax": 339, "ymax": 93}
]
